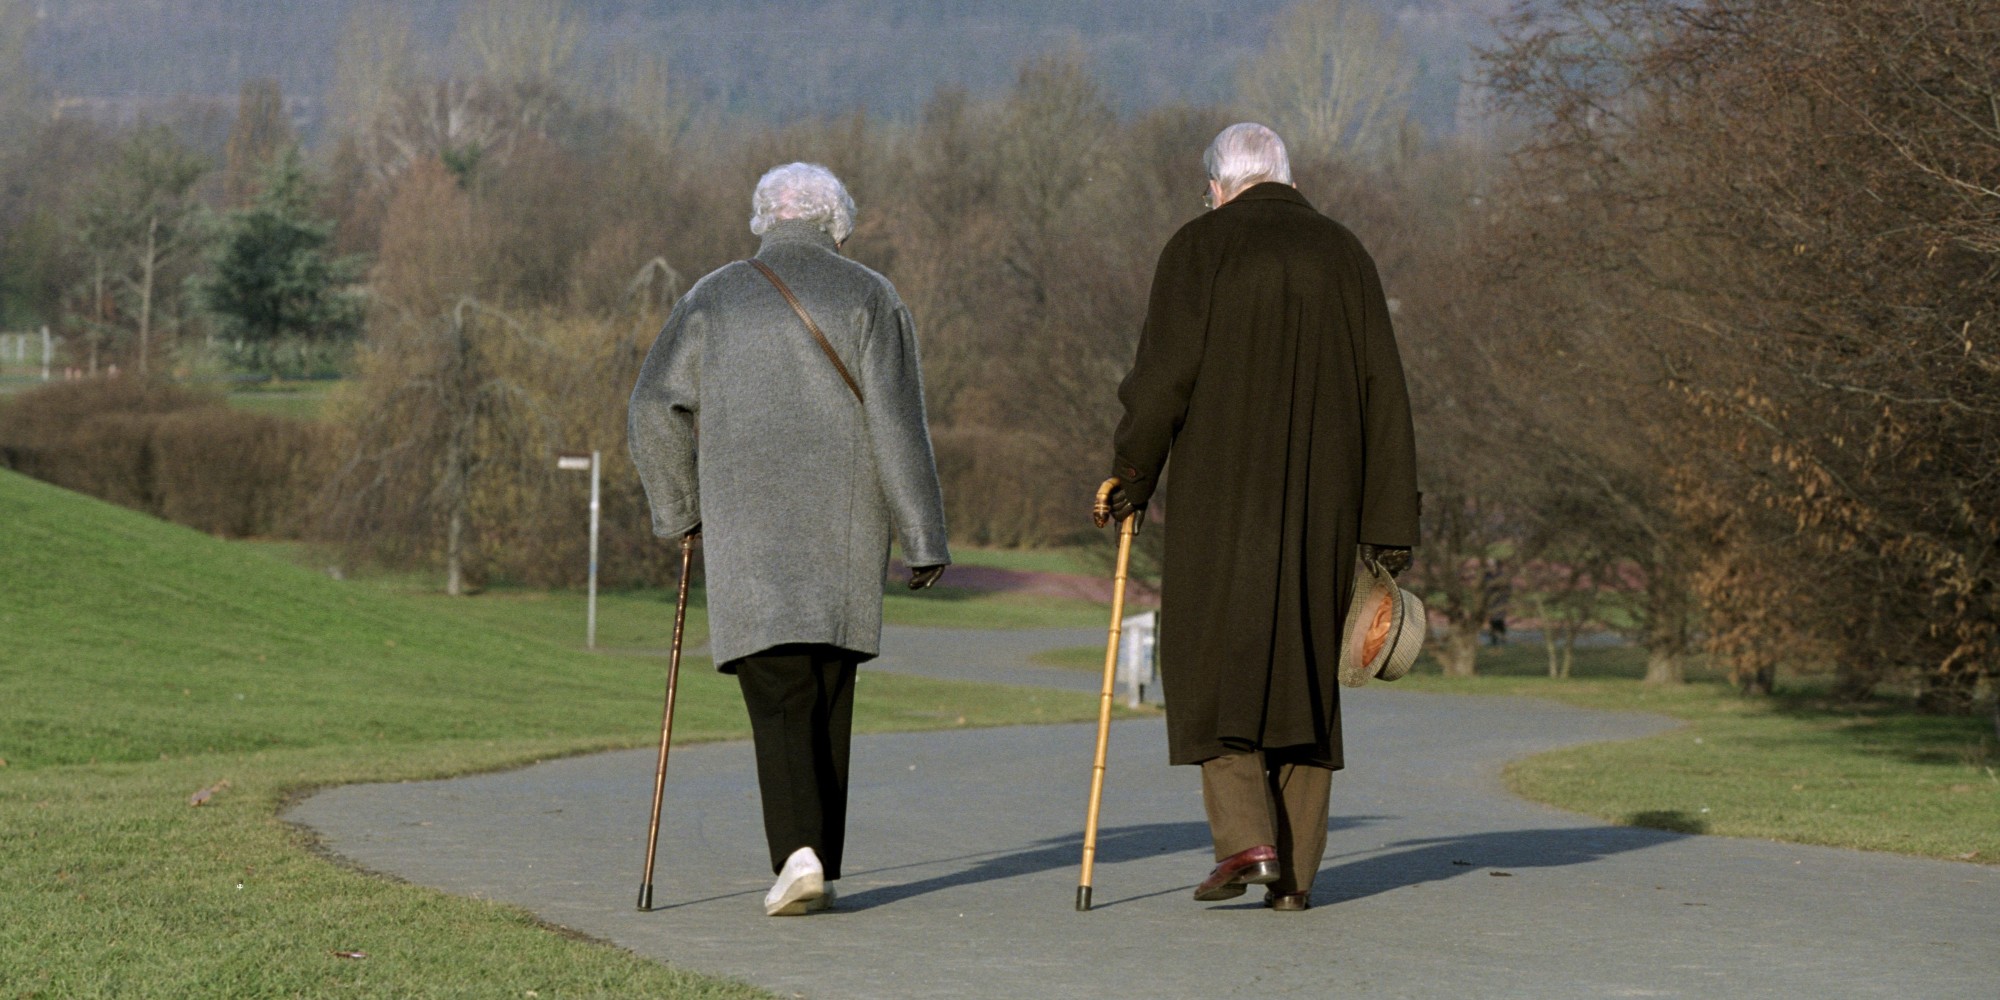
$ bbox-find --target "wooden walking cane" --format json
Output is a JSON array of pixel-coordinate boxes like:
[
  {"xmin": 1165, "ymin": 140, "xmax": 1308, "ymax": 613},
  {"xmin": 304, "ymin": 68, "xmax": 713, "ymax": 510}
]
[
  {"xmin": 637, "ymin": 532, "xmax": 696, "ymax": 911},
  {"xmin": 1078, "ymin": 480, "xmax": 1138, "ymax": 911}
]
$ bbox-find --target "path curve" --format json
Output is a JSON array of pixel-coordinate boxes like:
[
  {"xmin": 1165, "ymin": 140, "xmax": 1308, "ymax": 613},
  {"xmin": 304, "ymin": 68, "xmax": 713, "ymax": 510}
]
[{"xmin": 288, "ymin": 629, "xmax": 1998, "ymax": 999}]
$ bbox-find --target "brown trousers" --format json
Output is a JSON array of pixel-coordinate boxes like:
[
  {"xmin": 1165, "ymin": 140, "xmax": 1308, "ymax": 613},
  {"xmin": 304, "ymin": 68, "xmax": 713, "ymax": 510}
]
[{"xmin": 1200, "ymin": 749, "xmax": 1333, "ymax": 894}]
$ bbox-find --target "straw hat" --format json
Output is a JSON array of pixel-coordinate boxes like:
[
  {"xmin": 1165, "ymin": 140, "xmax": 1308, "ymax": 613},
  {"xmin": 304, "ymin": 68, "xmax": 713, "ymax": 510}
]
[{"xmin": 1338, "ymin": 558, "xmax": 1427, "ymax": 687}]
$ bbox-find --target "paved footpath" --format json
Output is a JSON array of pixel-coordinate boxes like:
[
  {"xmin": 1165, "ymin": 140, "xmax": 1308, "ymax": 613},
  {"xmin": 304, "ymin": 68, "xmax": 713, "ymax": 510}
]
[{"xmin": 290, "ymin": 628, "xmax": 1999, "ymax": 999}]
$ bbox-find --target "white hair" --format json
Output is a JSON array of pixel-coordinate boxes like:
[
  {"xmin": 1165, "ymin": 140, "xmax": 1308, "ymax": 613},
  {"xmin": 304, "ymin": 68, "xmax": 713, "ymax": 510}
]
[
  {"xmin": 749, "ymin": 162, "xmax": 857, "ymax": 244},
  {"xmin": 1204, "ymin": 123, "xmax": 1293, "ymax": 196}
]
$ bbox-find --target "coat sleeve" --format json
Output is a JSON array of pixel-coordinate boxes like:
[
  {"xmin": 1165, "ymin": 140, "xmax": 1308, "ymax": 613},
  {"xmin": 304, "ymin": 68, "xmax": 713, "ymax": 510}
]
[
  {"xmin": 1112, "ymin": 226, "xmax": 1210, "ymax": 508},
  {"xmin": 627, "ymin": 294, "xmax": 703, "ymax": 538},
  {"xmin": 1354, "ymin": 246, "xmax": 1422, "ymax": 547},
  {"xmin": 862, "ymin": 289, "xmax": 951, "ymax": 568}
]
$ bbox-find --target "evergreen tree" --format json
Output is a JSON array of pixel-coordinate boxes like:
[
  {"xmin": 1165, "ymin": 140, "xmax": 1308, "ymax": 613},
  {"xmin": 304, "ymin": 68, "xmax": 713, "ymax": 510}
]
[{"xmin": 199, "ymin": 147, "xmax": 365, "ymax": 378}]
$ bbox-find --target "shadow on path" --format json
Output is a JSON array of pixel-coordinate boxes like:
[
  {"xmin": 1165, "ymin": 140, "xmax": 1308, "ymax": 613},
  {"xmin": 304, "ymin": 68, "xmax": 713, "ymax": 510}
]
[
  {"xmin": 1317, "ymin": 824, "xmax": 1689, "ymax": 904},
  {"xmin": 827, "ymin": 816, "xmax": 1685, "ymax": 912}
]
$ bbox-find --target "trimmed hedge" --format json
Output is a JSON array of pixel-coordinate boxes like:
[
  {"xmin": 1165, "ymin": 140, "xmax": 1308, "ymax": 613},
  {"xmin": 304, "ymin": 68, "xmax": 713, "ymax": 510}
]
[{"xmin": 0, "ymin": 378, "xmax": 330, "ymax": 538}]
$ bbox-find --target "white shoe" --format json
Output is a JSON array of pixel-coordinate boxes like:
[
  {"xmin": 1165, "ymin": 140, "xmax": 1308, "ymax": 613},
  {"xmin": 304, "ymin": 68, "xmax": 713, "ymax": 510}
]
[{"xmin": 764, "ymin": 847, "xmax": 830, "ymax": 916}]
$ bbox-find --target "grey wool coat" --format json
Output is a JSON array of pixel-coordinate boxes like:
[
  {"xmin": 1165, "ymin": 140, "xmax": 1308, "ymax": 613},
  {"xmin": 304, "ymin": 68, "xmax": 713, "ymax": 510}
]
[
  {"xmin": 628, "ymin": 220, "xmax": 951, "ymax": 668},
  {"xmin": 1112, "ymin": 183, "xmax": 1420, "ymax": 769}
]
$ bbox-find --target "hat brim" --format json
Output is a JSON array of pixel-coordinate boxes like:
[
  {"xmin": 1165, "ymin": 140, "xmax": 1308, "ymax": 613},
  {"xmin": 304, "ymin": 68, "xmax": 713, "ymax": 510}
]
[{"xmin": 1340, "ymin": 560, "xmax": 1427, "ymax": 687}]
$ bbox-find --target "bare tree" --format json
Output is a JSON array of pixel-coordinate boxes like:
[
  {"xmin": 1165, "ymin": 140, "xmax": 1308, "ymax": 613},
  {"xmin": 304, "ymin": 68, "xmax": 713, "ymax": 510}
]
[
  {"xmin": 1484, "ymin": 0, "xmax": 2000, "ymax": 704},
  {"xmin": 0, "ymin": 0, "xmax": 37, "ymax": 144},
  {"xmin": 73, "ymin": 128, "xmax": 207, "ymax": 378},
  {"xmin": 1235, "ymin": 0, "xmax": 1415, "ymax": 166},
  {"xmin": 221, "ymin": 79, "xmax": 293, "ymax": 207},
  {"xmin": 328, "ymin": 3, "xmax": 418, "ymax": 145},
  {"xmin": 322, "ymin": 160, "xmax": 560, "ymax": 595}
]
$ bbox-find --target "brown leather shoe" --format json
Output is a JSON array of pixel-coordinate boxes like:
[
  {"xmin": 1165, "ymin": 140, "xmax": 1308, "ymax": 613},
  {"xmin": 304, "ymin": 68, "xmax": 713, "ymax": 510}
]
[
  {"xmin": 1193, "ymin": 845, "xmax": 1281, "ymax": 901},
  {"xmin": 1264, "ymin": 890, "xmax": 1311, "ymax": 911}
]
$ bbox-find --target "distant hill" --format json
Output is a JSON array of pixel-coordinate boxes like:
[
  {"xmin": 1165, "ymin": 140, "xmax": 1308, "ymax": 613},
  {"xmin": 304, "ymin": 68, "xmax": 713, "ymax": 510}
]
[{"xmin": 25, "ymin": 0, "xmax": 1506, "ymax": 138}]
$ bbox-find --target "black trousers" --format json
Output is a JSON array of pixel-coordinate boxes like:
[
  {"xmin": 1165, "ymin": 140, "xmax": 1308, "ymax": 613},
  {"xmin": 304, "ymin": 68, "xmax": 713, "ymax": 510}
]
[{"xmin": 730, "ymin": 643, "xmax": 858, "ymax": 879}]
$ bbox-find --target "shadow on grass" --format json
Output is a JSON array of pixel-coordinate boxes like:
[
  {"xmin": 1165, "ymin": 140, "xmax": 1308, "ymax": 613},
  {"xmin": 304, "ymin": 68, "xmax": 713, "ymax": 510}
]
[
  {"xmin": 1413, "ymin": 642, "xmax": 1729, "ymax": 683},
  {"xmin": 1625, "ymin": 809, "xmax": 1709, "ymax": 834},
  {"xmin": 1763, "ymin": 687, "xmax": 1998, "ymax": 770}
]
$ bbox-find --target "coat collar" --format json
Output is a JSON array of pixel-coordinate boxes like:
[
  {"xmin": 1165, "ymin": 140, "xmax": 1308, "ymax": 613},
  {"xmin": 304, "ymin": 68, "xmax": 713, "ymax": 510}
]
[
  {"xmin": 1226, "ymin": 181, "xmax": 1315, "ymax": 211},
  {"xmin": 757, "ymin": 219, "xmax": 840, "ymax": 254}
]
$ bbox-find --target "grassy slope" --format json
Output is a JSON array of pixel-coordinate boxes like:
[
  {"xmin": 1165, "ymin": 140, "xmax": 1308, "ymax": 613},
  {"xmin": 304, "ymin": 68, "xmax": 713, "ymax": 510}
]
[
  {"xmin": 1394, "ymin": 644, "xmax": 2000, "ymax": 862},
  {"xmin": 0, "ymin": 470, "xmax": 1108, "ymax": 997}
]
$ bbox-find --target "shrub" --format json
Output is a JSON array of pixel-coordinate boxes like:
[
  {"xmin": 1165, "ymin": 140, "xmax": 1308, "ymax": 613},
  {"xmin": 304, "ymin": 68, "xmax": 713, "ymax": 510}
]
[{"xmin": 0, "ymin": 377, "xmax": 330, "ymax": 538}]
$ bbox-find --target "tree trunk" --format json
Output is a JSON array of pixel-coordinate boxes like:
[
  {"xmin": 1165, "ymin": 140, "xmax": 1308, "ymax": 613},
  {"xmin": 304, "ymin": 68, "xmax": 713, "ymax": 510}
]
[
  {"xmin": 1740, "ymin": 664, "xmax": 1776, "ymax": 696},
  {"xmin": 441, "ymin": 306, "xmax": 475, "ymax": 597},
  {"xmin": 1643, "ymin": 648, "xmax": 1685, "ymax": 685},
  {"xmin": 90, "ymin": 263, "xmax": 104, "ymax": 376},
  {"xmin": 445, "ymin": 502, "xmax": 466, "ymax": 597},
  {"xmin": 1641, "ymin": 563, "xmax": 1691, "ymax": 685},
  {"xmin": 1439, "ymin": 623, "xmax": 1479, "ymax": 677},
  {"xmin": 1915, "ymin": 667, "xmax": 1979, "ymax": 715},
  {"xmin": 138, "ymin": 215, "xmax": 157, "ymax": 378}
]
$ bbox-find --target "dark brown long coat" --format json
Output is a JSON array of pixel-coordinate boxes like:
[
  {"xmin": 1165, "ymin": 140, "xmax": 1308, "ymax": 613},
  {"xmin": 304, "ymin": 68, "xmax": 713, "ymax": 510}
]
[{"xmin": 1111, "ymin": 183, "xmax": 1420, "ymax": 769}]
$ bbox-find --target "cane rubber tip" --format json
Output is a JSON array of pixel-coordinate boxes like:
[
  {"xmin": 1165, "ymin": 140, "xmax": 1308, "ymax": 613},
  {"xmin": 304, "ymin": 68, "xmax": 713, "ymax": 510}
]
[
  {"xmin": 1076, "ymin": 886, "xmax": 1093, "ymax": 911},
  {"xmin": 637, "ymin": 887, "xmax": 653, "ymax": 911}
]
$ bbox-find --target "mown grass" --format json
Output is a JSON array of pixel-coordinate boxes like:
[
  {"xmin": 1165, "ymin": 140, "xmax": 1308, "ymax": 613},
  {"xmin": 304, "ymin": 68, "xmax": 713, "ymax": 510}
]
[
  {"xmin": 1394, "ymin": 642, "xmax": 2000, "ymax": 862},
  {"xmin": 944, "ymin": 545, "xmax": 1101, "ymax": 576},
  {"xmin": 1028, "ymin": 645, "xmax": 1107, "ymax": 670},
  {"xmin": 0, "ymin": 469, "xmax": 1112, "ymax": 998},
  {"xmin": 251, "ymin": 539, "xmax": 1120, "ymax": 635},
  {"xmin": 225, "ymin": 389, "xmax": 329, "ymax": 420}
]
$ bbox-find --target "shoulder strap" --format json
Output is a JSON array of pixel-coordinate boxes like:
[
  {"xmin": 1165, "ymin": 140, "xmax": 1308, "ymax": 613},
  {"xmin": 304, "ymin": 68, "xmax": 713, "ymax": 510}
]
[{"xmin": 746, "ymin": 258, "xmax": 864, "ymax": 404}]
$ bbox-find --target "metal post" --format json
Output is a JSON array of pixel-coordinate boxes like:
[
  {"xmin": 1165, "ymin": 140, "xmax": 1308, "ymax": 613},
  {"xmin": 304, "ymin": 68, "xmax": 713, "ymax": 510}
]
[
  {"xmin": 587, "ymin": 450, "xmax": 601, "ymax": 649},
  {"xmin": 41, "ymin": 326, "xmax": 52, "ymax": 382}
]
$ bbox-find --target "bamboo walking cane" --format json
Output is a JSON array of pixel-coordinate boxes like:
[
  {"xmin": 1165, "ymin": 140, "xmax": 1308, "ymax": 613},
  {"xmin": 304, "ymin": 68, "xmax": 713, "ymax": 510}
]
[
  {"xmin": 1078, "ymin": 480, "xmax": 1138, "ymax": 911},
  {"xmin": 637, "ymin": 532, "xmax": 696, "ymax": 911}
]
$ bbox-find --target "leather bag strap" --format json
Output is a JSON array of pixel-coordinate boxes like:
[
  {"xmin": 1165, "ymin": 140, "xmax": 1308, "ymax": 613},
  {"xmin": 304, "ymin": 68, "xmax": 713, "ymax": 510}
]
[{"xmin": 747, "ymin": 258, "xmax": 864, "ymax": 404}]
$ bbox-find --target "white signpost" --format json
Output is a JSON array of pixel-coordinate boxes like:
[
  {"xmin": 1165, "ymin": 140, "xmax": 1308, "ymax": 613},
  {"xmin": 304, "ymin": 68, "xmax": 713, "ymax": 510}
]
[{"xmin": 557, "ymin": 450, "xmax": 601, "ymax": 649}]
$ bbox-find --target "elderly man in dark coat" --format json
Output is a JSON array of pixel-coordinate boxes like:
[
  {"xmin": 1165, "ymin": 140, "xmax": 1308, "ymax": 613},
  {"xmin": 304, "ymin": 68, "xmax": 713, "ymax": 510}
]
[
  {"xmin": 1100, "ymin": 124, "xmax": 1420, "ymax": 911},
  {"xmin": 629, "ymin": 162, "xmax": 951, "ymax": 916}
]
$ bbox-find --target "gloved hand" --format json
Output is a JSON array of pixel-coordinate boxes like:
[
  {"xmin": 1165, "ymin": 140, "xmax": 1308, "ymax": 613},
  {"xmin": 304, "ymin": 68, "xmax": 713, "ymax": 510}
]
[
  {"xmin": 1359, "ymin": 543, "xmax": 1412, "ymax": 578},
  {"xmin": 1092, "ymin": 478, "xmax": 1144, "ymax": 531},
  {"xmin": 909, "ymin": 565, "xmax": 946, "ymax": 590}
]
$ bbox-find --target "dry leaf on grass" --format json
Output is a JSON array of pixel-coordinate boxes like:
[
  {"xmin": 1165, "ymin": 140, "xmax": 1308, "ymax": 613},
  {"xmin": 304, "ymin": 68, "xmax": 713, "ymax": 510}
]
[
  {"xmin": 189, "ymin": 780, "xmax": 232, "ymax": 807},
  {"xmin": 331, "ymin": 950, "xmax": 368, "ymax": 960}
]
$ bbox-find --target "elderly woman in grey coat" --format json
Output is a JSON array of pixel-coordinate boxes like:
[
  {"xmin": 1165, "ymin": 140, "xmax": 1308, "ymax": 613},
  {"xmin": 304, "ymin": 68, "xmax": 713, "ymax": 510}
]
[{"xmin": 629, "ymin": 163, "xmax": 951, "ymax": 916}]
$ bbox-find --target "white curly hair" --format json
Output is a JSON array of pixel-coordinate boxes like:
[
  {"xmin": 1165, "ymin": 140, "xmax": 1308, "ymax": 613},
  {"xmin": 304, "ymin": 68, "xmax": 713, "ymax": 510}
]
[
  {"xmin": 749, "ymin": 162, "xmax": 857, "ymax": 244},
  {"xmin": 1204, "ymin": 123, "xmax": 1293, "ymax": 198}
]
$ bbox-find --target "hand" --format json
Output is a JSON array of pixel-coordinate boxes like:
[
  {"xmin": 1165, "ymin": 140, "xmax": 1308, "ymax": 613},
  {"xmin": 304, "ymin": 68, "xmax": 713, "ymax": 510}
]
[
  {"xmin": 1092, "ymin": 478, "xmax": 1142, "ymax": 530},
  {"xmin": 683, "ymin": 524, "xmax": 701, "ymax": 542},
  {"xmin": 1359, "ymin": 543, "xmax": 1412, "ymax": 578},
  {"xmin": 908, "ymin": 565, "xmax": 946, "ymax": 590}
]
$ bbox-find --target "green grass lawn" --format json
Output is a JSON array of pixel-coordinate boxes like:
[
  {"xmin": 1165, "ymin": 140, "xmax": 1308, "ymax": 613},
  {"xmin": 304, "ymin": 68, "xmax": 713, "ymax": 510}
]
[
  {"xmin": 1394, "ymin": 643, "xmax": 2000, "ymax": 862},
  {"xmin": 1029, "ymin": 645, "xmax": 1107, "ymax": 670},
  {"xmin": 224, "ymin": 380, "xmax": 337, "ymax": 421},
  {"xmin": 944, "ymin": 545, "xmax": 1102, "ymax": 576},
  {"xmin": 249, "ymin": 539, "xmax": 1120, "ymax": 635},
  {"xmin": 0, "ymin": 470, "xmax": 1114, "ymax": 998}
]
